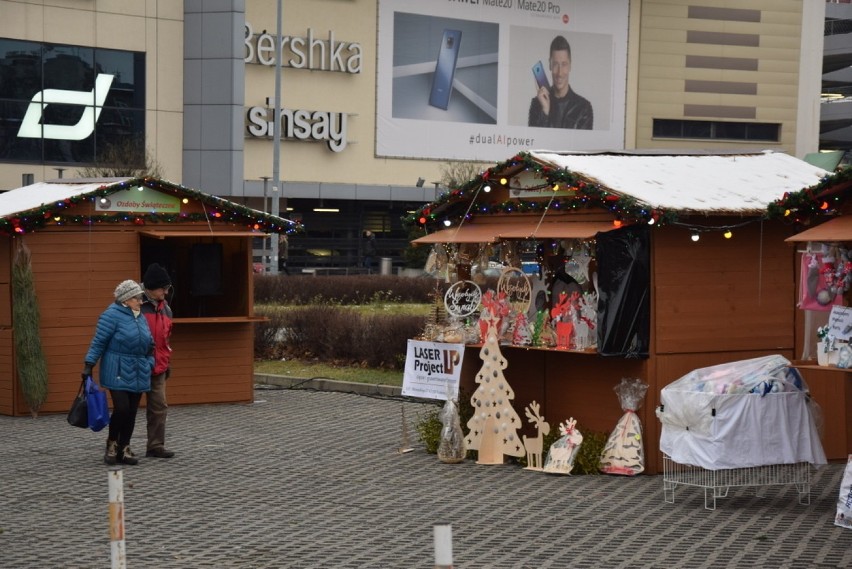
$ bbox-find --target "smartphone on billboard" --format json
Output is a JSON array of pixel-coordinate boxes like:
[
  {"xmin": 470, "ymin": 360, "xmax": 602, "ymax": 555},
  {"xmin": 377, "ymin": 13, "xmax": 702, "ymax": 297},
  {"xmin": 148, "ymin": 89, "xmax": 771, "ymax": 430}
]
[
  {"xmin": 532, "ymin": 60, "xmax": 549, "ymax": 90},
  {"xmin": 429, "ymin": 29, "xmax": 462, "ymax": 110}
]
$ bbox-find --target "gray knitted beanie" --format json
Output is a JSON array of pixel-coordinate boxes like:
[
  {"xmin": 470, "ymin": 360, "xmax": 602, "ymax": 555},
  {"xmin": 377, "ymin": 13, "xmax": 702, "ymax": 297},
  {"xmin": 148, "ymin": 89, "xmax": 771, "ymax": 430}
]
[{"xmin": 114, "ymin": 280, "xmax": 143, "ymax": 303}]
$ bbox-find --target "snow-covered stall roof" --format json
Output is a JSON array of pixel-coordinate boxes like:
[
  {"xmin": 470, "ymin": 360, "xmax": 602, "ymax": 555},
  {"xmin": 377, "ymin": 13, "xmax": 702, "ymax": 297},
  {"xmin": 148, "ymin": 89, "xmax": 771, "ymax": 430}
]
[
  {"xmin": 529, "ymin": 150, "xmax": 831, "ymax": 214},
  {"xmin": 409, "ymin": 150, "xmax": 838, "ymax": 233},
  {"xmin": 0, "ymin": 177, "xmax": 300, "ymax": 235}
]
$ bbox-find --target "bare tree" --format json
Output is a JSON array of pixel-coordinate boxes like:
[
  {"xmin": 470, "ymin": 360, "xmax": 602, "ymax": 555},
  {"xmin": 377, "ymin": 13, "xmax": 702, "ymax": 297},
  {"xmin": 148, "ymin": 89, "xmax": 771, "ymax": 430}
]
[
  {"xmin": 77, "ymin": 136, "xmax": 163, "ymax": 178},
  {"xmin": 438, "ymin": 161, "xmax": 487, "ymax": 190}
]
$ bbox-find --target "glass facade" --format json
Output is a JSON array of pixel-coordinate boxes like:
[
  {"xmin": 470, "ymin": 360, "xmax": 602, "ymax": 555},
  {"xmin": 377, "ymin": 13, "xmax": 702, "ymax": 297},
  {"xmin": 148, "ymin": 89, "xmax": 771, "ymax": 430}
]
[{"xmin": 0, "ymin": 39, "xmax": 145, "ymax": 164}]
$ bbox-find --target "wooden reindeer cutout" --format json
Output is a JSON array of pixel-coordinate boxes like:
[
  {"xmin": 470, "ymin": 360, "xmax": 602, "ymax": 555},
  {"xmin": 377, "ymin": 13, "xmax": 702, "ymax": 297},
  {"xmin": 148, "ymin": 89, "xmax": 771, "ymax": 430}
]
[{"xmin": 522, "ymin": 401, "xmax": 550, "ymax": 471}]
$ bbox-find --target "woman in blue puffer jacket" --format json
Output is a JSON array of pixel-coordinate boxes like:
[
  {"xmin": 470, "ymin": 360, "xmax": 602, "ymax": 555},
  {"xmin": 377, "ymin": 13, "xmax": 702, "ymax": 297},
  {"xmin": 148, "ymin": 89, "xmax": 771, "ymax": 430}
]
[{"xmin": 83, "ymin": 280, "xmax": 154, "ymax": 466}]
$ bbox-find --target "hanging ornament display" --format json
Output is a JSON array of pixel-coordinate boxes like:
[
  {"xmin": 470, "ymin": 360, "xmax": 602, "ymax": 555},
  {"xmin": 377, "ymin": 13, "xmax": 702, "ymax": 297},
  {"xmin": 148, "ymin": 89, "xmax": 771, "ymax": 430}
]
[{"xmin": 799, "ymin": 247, "xmax": 850, "ymax": 311}]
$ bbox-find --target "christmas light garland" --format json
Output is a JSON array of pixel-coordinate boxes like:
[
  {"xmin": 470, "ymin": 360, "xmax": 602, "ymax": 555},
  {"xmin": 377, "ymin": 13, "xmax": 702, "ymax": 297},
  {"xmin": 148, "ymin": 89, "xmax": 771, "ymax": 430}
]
[
  {"xmin": 405, "ymin": 152, "xmax": 677, "ymax": 231},
  {"xmin": 766, "ymin": 167, "xmax": 852, "ymax": 223},
  {"xmin": 405, "ymin": 153, "xmax": 852, "ymax": 236},
  {"xmin": 0, "ymin": 177, "xmax": 304, "ymax": 236}
]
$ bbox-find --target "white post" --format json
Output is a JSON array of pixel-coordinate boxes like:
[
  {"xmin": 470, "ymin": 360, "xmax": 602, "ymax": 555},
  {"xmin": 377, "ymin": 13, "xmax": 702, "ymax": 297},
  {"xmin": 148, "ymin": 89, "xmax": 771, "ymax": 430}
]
[
  {"xmin": 261, "ymin": 176, "xmax": 271, "ymax": 272},
  {"xmin": 433, "ymin": 524, "xmax": 453, "ymax": 569},
  {"xmin": 270, "ymin": 0, "xmax": 283, "ymax": 275},
  {"xmin": 108, "ymin": 467, "xmax": 127, "ymax": 569}
]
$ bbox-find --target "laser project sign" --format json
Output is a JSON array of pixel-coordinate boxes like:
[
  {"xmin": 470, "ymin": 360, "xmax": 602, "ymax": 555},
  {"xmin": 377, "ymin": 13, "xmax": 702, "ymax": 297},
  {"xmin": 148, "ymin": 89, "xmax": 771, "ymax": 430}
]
[{"xmin": 402, "ymin": 340, "xmax": 465, "ymax": 400}]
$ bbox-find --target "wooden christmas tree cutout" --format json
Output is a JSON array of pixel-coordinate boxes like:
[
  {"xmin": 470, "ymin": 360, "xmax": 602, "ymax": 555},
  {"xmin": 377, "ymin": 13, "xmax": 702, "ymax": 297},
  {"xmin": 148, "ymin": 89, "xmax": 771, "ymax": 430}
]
[{"xmin": 464, "ymin": 312, "xmax": 525, "ymax": 465}]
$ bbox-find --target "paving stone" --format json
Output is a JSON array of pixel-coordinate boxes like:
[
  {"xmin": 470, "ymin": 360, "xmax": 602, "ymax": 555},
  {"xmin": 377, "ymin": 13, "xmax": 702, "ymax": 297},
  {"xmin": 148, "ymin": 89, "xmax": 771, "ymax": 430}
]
[{"xmin": 0, "ymin": 386, "xmax": 850, "ymax": 568}]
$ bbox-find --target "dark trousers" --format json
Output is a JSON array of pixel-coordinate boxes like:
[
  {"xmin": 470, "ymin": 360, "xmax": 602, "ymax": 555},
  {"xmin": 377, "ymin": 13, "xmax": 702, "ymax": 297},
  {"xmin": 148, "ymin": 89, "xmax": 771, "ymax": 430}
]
[{"xmin": 108, "ymin": 390, "xmax": 143, "ymax": 447}]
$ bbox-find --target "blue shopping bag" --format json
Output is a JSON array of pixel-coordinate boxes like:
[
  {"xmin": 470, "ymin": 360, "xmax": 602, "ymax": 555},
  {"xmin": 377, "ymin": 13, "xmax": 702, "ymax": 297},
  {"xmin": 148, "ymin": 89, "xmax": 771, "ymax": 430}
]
[{"xmin": 84, "ymin": 376, "xmax": 110, "ymax": 432}]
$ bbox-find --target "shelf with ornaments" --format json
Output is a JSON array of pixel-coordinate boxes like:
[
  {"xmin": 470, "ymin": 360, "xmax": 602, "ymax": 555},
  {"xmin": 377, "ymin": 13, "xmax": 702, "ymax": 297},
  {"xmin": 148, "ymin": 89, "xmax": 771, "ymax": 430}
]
[{"xmin": 417, "ymin": 237, "xmax": 604, "ymax": 355}]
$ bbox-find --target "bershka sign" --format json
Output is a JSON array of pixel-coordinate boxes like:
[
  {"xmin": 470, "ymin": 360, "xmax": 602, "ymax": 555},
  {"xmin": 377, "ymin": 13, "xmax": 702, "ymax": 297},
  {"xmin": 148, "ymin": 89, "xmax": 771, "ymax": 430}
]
[
  {"xmin": 246, "ymin": 100, "xmax": 348, "ymax": 152},
  {"xmin": 244, "ymin": 23, "xmax": 361, "ymax": 73},
  {"xmin": 18, "ymin": 74, "xmax": 114, "ymax": 141}
]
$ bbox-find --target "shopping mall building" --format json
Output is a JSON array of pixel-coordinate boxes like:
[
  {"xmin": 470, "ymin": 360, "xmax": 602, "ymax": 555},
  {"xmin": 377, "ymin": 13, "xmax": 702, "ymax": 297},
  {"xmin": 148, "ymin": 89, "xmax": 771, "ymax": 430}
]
[{"xmin": 0, "ymin": 0, "xmax": 838, "ymax": 270}]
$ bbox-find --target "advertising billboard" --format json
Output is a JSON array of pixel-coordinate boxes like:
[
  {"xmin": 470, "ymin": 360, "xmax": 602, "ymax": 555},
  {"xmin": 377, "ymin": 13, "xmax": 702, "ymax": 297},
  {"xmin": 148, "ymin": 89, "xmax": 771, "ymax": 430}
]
[{"xmin": 376, "ymin": 0, "xmax": 628, "ymax": 161}]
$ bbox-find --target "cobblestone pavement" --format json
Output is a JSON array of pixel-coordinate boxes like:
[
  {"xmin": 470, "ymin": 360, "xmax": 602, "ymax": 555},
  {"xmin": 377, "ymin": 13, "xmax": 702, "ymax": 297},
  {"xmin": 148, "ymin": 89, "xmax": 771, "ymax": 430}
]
[{"xmin": 1, "ymin": 385, "xmax": 851, "ymax": 568}]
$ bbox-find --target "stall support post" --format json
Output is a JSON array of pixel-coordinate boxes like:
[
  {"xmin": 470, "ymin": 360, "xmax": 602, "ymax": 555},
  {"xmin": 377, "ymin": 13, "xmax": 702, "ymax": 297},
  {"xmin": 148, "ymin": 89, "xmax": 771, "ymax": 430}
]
[
  {"xmin": 433, "ymin": 523, "xmax": 454, "ymax": 569},
  {"xmin": 108, "ymin": 467, "xmax": 126, "ymax": 568}
]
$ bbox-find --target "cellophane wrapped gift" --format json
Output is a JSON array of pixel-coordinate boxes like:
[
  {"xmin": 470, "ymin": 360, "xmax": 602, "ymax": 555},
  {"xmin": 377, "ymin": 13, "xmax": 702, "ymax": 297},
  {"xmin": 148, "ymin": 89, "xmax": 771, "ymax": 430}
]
[
  {"xmin": 543, "ymin": 418, "xmax": 583, "ymax": 475},
  {"xmin": 437, "ymin": 397, "xmax": 466, "ymax": 464},
  {"xmin": 600, "ymin": 377, "xmax": 648, "ymax": 476}
]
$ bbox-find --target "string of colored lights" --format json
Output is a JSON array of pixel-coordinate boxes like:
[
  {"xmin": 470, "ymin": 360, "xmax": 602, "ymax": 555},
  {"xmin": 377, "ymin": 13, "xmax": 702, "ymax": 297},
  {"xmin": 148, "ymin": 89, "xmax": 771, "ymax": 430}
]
[
  {"xmin": 0, "ymin": 177, "xmax": 303, "ymax": 236},
  {"xmin": 405, "ymin": 152, "xmax": 852, "ymax": 238}
]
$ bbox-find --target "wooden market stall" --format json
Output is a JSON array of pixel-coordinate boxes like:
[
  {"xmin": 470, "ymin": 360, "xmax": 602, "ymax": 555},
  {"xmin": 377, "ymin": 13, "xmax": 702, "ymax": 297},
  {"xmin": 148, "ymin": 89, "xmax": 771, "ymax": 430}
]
[
  {"xmin": 411, "ymin": 150, "xmax": 838, "ymax": 474},
  {"xmin": 0, "ymin": 177, "xmax": 298, "ymax": 417},
  {"xmin": 783, "ymin": 203, "xmax": 852, "ymax": 462}
]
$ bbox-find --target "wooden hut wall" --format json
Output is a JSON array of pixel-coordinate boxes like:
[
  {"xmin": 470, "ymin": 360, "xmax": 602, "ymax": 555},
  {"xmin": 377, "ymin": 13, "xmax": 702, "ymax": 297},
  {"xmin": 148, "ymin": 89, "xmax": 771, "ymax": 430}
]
[
  {"xmin": 167, "ymin": 323, "xmax": 255, "ymax": 405},
  {"xmin": 2, "ymin": 224, "xmax": 258, "ymax": 416},
  {"xmin": 0, "ymin": 236, "xmax": 12, "ymax": 415},
  {"xmin": 9, "ymin": 230, "xmax": 141, "ymax": 416},
  {"xmin": 647, "ymin": 220, "xmax": 798, "ymax": 471},
  {"xmin": 652, "ymin": 219, "xmax": 796, "ymax": 355}
]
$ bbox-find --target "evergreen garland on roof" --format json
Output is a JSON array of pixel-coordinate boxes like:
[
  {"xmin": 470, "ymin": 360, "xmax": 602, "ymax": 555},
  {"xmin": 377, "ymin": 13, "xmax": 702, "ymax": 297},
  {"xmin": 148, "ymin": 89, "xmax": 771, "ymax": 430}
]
[{"xmin": 0, "ymin": 177, "xmax": 304, "ymax": 236}]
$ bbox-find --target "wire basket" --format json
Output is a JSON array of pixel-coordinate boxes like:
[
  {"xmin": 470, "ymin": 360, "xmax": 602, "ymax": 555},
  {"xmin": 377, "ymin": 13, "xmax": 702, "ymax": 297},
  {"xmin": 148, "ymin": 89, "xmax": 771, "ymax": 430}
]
[{"xmin": 663, "ymin": 454, "xmax": 810, "ymax": 510}]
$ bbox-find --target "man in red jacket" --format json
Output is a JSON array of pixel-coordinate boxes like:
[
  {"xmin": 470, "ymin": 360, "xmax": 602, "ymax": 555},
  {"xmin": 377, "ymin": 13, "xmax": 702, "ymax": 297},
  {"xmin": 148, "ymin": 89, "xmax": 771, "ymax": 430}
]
[{"xmin": 141, "ymin": 263, "xmax": 175, "ymax": 458}]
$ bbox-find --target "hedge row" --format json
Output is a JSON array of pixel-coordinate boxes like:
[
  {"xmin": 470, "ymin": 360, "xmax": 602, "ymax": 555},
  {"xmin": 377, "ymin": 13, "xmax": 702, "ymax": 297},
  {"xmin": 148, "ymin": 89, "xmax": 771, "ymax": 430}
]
[
  {"xmin": 255, "ymin": 305, "xmax": 425, "ymax": 369},
  {"xmin": 254, "ymin": 274, "xmax": 447, "ymax": 305},
  {"xmin": 254, "ymin": 275, "xmax": 442, "ymax": 368}
]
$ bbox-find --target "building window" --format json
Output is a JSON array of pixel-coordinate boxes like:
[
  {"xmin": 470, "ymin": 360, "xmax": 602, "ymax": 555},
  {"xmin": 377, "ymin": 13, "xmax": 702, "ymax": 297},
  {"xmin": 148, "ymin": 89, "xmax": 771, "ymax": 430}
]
[
  {"xmin": 653, "ymin": 119, "xmax": 779, "ymax": 142},
  {"xmin": 0, "ymin": 39, "xmax": 145, "ymax": 164}
]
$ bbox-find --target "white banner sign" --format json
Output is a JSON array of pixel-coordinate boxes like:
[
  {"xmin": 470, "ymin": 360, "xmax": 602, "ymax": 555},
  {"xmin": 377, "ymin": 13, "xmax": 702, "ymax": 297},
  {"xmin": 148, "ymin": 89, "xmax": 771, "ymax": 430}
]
[
  {"xmin": 402, "ymin": 340, "xmax": 465, "ymax": 400},
  {"xmin": 377, "ymin": 0, "xmax": 628, "ymax": 161}
]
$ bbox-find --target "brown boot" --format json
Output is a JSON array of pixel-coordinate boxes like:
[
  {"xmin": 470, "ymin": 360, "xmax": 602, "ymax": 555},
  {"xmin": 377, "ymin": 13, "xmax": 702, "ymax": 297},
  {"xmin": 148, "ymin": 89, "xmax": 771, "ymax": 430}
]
[
  {"xmin": 119, "ymin": 445, "xmax": 138, "ymax": 466},
  {"xmin": 104, "ymin": 440, "xmax": 118, "ymax": 465}
]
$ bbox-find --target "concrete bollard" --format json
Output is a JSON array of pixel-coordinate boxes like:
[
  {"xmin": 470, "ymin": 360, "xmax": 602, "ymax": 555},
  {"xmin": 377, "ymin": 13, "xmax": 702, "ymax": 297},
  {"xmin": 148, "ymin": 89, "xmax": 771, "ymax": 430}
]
[
  {"xmin": 108, "ymin": 467, "xmax": 126, "ymax": 569},
  {"xmin": 433, "ymin": 523, "xmax": 453, "ymax": 569}
]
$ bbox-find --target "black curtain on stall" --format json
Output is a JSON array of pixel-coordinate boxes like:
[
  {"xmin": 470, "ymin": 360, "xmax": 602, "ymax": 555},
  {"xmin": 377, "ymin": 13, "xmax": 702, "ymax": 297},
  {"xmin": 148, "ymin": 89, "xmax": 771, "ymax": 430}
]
[{"xmin": 595, "ymin": 224, "xmax": 650, "ymax": 358}]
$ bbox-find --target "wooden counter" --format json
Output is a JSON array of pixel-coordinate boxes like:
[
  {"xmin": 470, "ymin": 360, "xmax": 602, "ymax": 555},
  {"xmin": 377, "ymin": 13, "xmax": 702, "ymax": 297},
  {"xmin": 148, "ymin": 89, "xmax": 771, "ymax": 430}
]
[{"xmin": 794, "ymin": 363, "xmax": 852, "ymax": 460}]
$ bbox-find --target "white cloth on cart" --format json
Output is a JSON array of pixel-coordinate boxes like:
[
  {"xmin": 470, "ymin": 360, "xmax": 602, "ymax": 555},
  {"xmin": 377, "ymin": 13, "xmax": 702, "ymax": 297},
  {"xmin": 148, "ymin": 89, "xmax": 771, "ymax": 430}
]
[{"xmin": 658, "ymin": 355, "xmax": 826, "ymax": 470}]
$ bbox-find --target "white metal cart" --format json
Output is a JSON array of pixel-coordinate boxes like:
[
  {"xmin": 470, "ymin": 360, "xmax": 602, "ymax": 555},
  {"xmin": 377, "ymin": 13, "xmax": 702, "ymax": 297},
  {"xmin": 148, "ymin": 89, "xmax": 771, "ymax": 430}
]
[
  {"xmin": 663, "ymin": 454, "xmax": 810, "ymax": 510},
  {"xmin": 657, "ymin": 356, "xmax": 826, "ymax": 509}
]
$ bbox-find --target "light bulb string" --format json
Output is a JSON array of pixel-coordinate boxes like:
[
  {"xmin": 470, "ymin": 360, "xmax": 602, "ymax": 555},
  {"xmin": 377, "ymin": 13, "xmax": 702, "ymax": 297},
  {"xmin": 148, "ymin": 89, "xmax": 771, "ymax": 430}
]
[
  {"xmin": 670, "ymin": 216, "xmax": 765, "ymax": 233},
  {"xmin": 449, "ymin": 184, "xmax": 484, "ymax": 241},
  {"xmin": 530, "ymin": 189, "xmax": 559, "ymax": 238}
]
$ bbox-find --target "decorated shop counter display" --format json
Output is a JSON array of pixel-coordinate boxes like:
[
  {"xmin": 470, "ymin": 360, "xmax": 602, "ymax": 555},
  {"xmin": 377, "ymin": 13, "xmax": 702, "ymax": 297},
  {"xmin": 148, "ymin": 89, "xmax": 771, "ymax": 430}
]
[
  {"xmin": 600, "ymin": 378, "xmax": 648, "ymax": 476},
  {"xmin": 419, "ymin": 237, "xmax": 602, "ymax": 353},
  {"xmin": 657, "ymin": 355, "xmax": 826, "ymax": 470}
]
